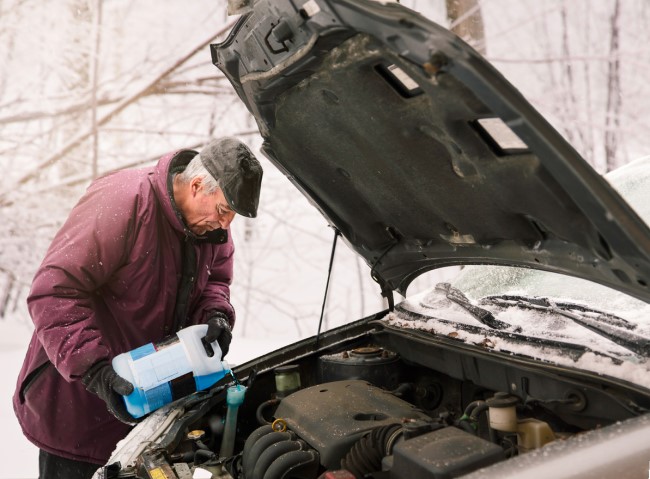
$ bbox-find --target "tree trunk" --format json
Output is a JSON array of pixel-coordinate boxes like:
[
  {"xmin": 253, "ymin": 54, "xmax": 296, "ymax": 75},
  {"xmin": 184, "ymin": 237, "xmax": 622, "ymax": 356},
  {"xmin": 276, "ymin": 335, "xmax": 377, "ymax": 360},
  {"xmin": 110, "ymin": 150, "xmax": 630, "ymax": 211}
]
[
  {"xmin": 90, "ymin": 0, "xmax": 103, "ymax": 180},
  {"xmin": 445, "ymin": 0, "xmax": 486, "ymax": 55},
  {"xmin": 604, "ymin": 0, "xmax": 622, "ymax": 172},
  {"xmin": 0, "ymin": 271, "xmax": 14, "ymax": 318}
]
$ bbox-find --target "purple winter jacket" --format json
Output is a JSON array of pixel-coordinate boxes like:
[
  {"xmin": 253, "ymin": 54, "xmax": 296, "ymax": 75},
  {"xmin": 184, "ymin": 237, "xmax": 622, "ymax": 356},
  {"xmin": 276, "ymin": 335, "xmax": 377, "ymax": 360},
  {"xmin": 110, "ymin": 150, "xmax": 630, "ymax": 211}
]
[{"xmin": 13, "ymin": 150, "xmax": 236, "ymax": 464}]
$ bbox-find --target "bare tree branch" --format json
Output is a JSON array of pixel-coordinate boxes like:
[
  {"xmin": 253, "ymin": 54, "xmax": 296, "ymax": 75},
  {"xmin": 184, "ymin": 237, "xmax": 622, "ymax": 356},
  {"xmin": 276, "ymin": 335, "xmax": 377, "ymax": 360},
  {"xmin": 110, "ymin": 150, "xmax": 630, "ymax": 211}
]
[
  {"xmin": 26, "ymin": 129, "xmax": 259, "ymax": 196},
  {"xmin": 0, "ymin": 77, "xmax": 229, "ymax": 125},
  {"xmin": 0, "ymin": 18, "xmax": 236, "ymax": 204}
]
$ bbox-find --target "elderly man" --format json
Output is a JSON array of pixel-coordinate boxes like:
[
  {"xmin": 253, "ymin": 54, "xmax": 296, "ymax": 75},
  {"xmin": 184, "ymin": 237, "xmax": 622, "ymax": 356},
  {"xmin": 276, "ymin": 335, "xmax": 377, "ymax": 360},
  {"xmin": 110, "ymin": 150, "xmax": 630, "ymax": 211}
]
[{"xmin": 13, "ymin": 137, "xmax": 262, "ymax": 478}]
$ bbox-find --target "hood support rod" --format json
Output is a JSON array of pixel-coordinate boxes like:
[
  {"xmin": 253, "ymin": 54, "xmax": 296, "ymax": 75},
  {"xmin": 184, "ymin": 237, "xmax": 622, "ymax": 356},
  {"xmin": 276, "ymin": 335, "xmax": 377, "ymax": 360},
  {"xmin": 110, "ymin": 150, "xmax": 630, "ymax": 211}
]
[
  {"xmin": 316, "ymin": 228, "xmax": 340, "ymax": 347},
  {"xmin": 371, "ymin": 241, "xmax": 398, "ymax": 313}
]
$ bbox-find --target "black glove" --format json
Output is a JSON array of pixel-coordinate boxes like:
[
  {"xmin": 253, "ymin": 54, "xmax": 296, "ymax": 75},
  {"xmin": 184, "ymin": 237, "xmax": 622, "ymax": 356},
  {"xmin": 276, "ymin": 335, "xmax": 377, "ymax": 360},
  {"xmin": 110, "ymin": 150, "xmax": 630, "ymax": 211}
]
[
  {"xmin": 82, "ymin": 361, "xmax": 138, "ymax": 425},
  {"xmin": 204, "ymin": 312, "xmax": 232, "ymax": 359}
]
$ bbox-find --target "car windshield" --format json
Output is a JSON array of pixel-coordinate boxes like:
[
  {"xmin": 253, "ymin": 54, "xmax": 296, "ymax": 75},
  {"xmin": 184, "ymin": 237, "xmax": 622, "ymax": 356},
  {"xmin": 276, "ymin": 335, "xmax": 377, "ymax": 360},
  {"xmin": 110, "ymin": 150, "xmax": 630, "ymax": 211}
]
[
  {"xmin": 450, "ymin": 265, "xmax": 650, "ymax": 325},
  {"xmin": 450, "ymin": 156, "xmax": 650, "ymax": 326}
]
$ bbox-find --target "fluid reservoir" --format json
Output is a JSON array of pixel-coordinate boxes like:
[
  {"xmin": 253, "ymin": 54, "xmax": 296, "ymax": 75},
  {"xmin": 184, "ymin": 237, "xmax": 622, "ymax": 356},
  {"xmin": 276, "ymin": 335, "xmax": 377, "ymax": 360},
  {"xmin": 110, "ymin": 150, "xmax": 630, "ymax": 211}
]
[
  {"xmin": 112, "ymin": 324, "xmax": 230, "ymax": 418},
  {"xmin": 318, "ymin": 347, "xmax": 400, "ymax": 390},
  {"xmin": 219, "ymin": 384, "xmax": 247, "ymax": 458},
  {"xmin": 486, "ymin": 392, "xmax": 518, "ymax": 433},
  {"xmin": 486, "ymin": 392, "xmax": 556, "ymax": 452},
  {"xmin": 516, "ymin": 418, "xmax": 556, "ymax": 452},
  {"xmin": 275, "ymin": 365, "xmax": 301, "ymax": 398}
]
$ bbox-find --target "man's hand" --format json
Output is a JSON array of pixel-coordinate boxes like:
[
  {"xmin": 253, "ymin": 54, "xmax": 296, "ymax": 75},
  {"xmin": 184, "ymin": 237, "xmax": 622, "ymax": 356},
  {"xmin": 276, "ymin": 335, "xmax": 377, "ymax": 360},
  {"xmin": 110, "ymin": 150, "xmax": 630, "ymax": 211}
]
[
  {"xmin": 205, "ymin": 312, "xmax": 232, "ymax": 359},
  {"xmin": 82, "ymin": 361, "xmax": 138, "ymax": 425}
]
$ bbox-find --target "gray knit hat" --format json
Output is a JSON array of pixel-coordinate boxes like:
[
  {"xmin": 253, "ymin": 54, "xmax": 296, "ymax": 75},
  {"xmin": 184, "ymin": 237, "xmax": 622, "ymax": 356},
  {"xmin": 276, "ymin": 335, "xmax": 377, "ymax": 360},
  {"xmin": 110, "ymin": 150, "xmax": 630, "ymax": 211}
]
[{"xmin": 199, "ymin": 137, "xmax": 263, "ymax": 218}]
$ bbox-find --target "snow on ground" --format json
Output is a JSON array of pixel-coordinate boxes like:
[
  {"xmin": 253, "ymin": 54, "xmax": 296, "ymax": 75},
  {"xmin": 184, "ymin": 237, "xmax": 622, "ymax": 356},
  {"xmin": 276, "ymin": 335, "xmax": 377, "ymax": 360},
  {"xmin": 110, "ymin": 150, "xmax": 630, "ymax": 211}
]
[
  {"xmin": 0, "ymin": 320, "xmax": 290, "ymax": 479},
  {"xmin": 1, "ymin": 321, "xmax": 37, "ymax": 479}
]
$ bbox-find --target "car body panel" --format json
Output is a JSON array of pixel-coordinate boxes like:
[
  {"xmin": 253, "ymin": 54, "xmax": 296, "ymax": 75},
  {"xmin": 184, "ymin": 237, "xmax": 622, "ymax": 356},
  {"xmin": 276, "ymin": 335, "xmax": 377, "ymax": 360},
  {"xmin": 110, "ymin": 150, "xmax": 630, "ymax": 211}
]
[
  {"xmin": 460, "ymin": 412, "xmax": 650, "ymax": 479},
  {"xmin": 212, "ymin": 0, "xmax": 650, "ymax": 302}
]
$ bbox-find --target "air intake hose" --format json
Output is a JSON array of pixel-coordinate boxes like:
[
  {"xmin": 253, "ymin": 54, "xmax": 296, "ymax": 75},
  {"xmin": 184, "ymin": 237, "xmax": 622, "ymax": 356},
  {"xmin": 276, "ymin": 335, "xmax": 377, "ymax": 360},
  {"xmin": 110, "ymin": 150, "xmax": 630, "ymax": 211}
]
[
  {"xmin": 340, "ymin": 424, "xmax": 402, "ymax": 479},
  {"xmin": 242, "ymin": 425, "xmax": 320, "ymax": 479},
  {"xmin": 262, "ymin": 449, "xmax": 320, "ymax": 479}
]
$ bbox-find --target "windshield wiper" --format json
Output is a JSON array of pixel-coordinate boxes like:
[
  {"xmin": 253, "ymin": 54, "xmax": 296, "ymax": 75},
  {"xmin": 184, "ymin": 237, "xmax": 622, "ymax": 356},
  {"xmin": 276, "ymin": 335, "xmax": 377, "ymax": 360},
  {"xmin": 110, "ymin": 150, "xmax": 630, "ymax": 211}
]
[
  {"xmin": 435, "ymin": 283, "xmax": 514, "ymax": 331},
  {"xmin": 483, "ymin": 295, "xmax": 637, "ymax": 330},
  {"xmin": 481, "ymin": 295, "xmax": 650, "ymax": 357}
]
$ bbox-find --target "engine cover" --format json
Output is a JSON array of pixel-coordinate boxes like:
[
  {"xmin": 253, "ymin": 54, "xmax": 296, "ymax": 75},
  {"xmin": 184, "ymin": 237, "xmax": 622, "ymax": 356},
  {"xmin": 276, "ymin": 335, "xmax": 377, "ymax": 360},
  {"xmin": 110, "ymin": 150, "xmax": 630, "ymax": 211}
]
[
  {"xmin": 273, "ymin": 380, "xmax": 432, "ymax": 469},
  {"xmin": 391, "ymin": 426, "xmax": 504, "ymax": 478}
]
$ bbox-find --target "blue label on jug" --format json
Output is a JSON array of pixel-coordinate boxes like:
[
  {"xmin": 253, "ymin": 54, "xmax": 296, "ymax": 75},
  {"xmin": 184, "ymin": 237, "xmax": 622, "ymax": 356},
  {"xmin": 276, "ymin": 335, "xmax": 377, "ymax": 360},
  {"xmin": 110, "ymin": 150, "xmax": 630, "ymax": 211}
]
[
  {"xmin": 143, "ymin": 383, "xmax": 173, "ymax": 411},
  {"xmin": 129, "ymin": 343, "xmax": 156, "ymax": 360}
]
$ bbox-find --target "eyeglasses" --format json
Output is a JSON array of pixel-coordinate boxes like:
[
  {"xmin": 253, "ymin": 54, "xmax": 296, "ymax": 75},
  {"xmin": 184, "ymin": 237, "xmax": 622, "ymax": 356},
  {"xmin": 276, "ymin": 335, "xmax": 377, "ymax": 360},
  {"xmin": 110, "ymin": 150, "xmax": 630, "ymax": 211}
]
[{"xmin": 216, "ymin": 202, "xmax": 234, "ymax": 216}]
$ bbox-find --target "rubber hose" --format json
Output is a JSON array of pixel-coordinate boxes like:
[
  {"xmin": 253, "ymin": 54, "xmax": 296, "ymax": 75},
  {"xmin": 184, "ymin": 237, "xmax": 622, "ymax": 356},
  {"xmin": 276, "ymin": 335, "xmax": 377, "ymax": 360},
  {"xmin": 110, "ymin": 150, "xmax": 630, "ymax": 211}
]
[
  {"xmin": 389, "ymin": 383, "xmax": 413, "ymax": 398},
  {"xmin": 195, "ymin": 439, "xmax": 210, "ymax": 451},
  {"xmin": 171, "ymin": 450, "xmax": 195, "ymax": 463},
  {"xmin": 463, "ymin": 400, "xmax": 485, "ymax": 417},
  {"xmin": 340, "ymin": 424, "xmax": 402, "ymax": 479},
  {"xmin": 242, "ymin": 425, "xmax": 274, "ymax": 474},
  {"xmin": 194, "ymin": 448, "xmax": 216, "ymax": 465},
  {"xmin": 457, "ymin": 420, "xmax": 476, "ymax": 435},
  {"xmin": 470, "ymin": 402, "xmax": 490, "ymax": 421},
  {"xmin": 262, "ymin": 449, "xmax": 320, "ymax": 479},
  {"xmin": 256, "ymin": 399, "xmax": 281, "ymax": 425},
  {"xmin": 251, "ymin": 437, "xmax": 301, "ymax": 479}
]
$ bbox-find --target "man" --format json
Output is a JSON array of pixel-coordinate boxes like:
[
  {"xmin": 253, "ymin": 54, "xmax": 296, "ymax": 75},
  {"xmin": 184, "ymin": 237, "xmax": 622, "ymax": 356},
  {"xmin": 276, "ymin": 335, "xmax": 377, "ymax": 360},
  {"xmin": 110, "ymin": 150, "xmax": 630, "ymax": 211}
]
[{"xmin": 13, "ymin": 137, "xmax": 263, "ymax": 478}]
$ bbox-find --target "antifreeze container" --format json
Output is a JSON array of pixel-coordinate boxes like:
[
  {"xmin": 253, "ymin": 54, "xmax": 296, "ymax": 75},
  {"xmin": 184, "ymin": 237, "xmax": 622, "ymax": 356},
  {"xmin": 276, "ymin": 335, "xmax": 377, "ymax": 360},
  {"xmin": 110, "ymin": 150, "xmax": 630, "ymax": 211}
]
[{"xmin": 112, "ymin": 324, "xmax": 230, "ymax": 418}]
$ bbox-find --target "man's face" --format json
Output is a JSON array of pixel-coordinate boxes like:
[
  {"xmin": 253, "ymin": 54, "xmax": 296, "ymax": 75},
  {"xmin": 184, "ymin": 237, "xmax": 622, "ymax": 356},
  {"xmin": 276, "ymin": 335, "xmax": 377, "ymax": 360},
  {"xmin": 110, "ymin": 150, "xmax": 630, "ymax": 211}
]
[{"xmin": 182, "ymin": 180, "xmax": 236, "ymax": 235}]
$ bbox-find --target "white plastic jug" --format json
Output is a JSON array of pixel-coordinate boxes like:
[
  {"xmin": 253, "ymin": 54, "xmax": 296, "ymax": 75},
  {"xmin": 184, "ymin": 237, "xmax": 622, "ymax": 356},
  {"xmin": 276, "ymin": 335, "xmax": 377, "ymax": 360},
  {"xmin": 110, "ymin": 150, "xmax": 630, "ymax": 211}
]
[{"xmin": 112, "ymin": 324, "xmax": 230, "ymax": 418}]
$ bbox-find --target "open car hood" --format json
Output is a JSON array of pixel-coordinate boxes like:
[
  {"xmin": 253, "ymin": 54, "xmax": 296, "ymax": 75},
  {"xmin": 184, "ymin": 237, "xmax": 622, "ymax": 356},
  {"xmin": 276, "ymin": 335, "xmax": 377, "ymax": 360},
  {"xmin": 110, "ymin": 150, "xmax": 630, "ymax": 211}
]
[{"xmin": 212, "ymin": 0, "xmax": 650, "ymax": 302}]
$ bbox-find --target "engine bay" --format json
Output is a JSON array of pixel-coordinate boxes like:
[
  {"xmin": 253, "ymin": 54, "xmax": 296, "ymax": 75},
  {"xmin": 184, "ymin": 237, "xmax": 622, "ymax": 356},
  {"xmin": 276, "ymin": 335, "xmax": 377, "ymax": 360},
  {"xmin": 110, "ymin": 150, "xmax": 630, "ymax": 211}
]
[{"xmin": 111, "ymin": 318, "xmax": 650, "ymax": 479}]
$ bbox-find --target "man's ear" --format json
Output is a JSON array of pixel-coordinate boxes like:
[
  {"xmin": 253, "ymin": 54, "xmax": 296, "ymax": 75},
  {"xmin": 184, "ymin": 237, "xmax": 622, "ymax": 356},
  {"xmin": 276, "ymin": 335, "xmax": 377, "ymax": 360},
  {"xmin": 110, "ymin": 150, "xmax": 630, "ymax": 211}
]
[{"xmin": 190, "ymin": 177, "xmax": 202, "ymax": 197}]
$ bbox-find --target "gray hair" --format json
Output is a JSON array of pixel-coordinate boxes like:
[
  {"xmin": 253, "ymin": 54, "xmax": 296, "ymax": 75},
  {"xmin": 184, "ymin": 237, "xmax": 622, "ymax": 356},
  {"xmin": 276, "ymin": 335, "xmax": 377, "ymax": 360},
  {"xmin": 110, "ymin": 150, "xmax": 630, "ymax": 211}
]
[{"xmin": 176, "ymin": 154, "xmax": 220, "ymax": 193}]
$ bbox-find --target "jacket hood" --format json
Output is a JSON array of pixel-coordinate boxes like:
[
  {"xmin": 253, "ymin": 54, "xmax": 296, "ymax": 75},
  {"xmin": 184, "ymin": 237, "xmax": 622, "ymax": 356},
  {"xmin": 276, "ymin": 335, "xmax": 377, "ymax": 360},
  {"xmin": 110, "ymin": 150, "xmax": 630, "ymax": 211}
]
[
  {"xmin": 152, "ymin": 149, "xmax": 197, "ymax": 237},
  {"xmin": 211, "ymin": 0, "xmax": 650, "ymax": 303}
]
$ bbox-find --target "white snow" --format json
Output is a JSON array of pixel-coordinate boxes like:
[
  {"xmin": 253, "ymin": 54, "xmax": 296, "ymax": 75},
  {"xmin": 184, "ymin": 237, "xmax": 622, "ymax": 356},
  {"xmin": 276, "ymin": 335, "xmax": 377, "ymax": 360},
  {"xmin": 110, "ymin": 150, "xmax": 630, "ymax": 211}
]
[{"xmin": 1, "ymin": 322, "xmax": 38, "ymax": 479}]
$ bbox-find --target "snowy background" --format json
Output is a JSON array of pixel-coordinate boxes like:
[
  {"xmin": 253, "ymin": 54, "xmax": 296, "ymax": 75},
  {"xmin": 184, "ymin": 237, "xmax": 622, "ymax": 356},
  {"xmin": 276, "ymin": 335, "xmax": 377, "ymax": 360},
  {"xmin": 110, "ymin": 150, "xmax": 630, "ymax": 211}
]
[{"xmin": 2, "ymin": 0, "xmax": 649, "ymax": 477}]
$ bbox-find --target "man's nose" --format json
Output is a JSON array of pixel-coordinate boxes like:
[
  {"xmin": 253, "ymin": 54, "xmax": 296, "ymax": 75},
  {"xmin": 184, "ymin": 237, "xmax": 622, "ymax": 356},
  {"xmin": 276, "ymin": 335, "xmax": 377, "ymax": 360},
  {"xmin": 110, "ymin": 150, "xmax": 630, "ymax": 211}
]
[{"xmin": 218, "ymin": 211, "xmax": 235, "ymax": 229}]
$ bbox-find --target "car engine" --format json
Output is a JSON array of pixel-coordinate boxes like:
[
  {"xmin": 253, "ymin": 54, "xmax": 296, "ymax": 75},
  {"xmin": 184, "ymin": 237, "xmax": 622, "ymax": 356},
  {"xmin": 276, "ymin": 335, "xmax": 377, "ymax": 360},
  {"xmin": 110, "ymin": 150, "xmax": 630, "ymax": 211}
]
[
  {"xmin": 111, "ymin": 321, "xmax": 650, "ymax": 479},
  {"xmin": 229, "ymin": 346, "xmax": 559, "ymax": 479},
  {"xmin": 242, "ymin": 378, "xmax": 504, "ymax": 479}
]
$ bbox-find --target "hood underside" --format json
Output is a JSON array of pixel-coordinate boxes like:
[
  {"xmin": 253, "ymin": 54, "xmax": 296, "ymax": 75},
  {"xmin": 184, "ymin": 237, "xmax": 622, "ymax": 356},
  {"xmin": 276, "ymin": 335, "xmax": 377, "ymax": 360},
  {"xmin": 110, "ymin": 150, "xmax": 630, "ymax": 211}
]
[{"xmin": 212, "ymin": 0, "xmax": 650, "ymax": 302}]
